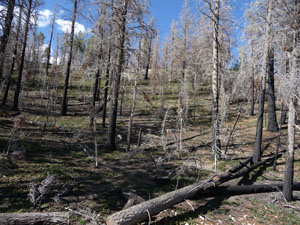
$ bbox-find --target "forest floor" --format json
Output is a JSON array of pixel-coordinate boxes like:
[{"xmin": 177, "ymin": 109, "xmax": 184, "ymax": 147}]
[{"xmin": 1, "ymin": 72, "xmax": 300, "ymax": 224}]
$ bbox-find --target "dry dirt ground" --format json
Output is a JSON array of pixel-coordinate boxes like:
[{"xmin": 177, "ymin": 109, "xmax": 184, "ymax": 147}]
[{"xmin": 0, "ymin": 77, "xmax": 300, "ymax": 224}]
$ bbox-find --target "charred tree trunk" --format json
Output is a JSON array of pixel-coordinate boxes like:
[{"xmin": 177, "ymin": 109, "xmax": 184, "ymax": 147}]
[
  {"xmin": 106, "ymin": 154, "xmax": 280, "ymax": 225},
  {"xmin": 273, "ymin": 103, "xmax": 285, "ymax": 170},
  {"xmin": 45, "ymin": 9, "xmax": 56, "ymax": 84},
  {"xmin": 280, "ymin": 104, "xmax": 287, "ymax": 125},
  {"xmin": 283, "ymin": 99, "xmax": 296, "ymax": 201},
  {"xmin": 102, "ymin": 48, "xmax": 111, "ymax": 128},
  {"xmin": 267, "ymin": 48, "xmax": 278, "ymax": 132},
  {"xmin": 61, "ymin": 0, "xmax": 78, "ymax": 116},
  {"xmin": 127, "ymin": 76, "xmax": 138, "ymax": 151},
  {"xmin": 253, "ymin": 0, "xmax": 273, "ymax": 163},
  {"xmin": 211, "ymin": 0, "xmax": 221, "ymax": 159},
  {"xmin": 249, "ymin": 68, "xmax": 255, "ymax": 116},
  {"xmin": 1, "ymin": 0, "xmax": 23, "ymax": 105},
  {"xmin": 12, "ymin": 0, "xmax": 32, "ymax": 111},
  {"xmin": 107, "ymin": 0, "xmax": 128, "ymax": 149},
  {"xmin": 144, "ymin": 62, "xmax": 150, "ymax": 80},
  {"xmin": 92, "ymin": 69, "xmax": 100, "ymax": 107},
  {"xmin": 282, "ymin": 0, "xmax": 300, "ymax": 199},
  {"xmin": 203, "ymin": 183, "xmax": 300, "ymax": 197},
  {"xmin": 0, "ymin": 0, "xmax": 15, "ymax": 85}
]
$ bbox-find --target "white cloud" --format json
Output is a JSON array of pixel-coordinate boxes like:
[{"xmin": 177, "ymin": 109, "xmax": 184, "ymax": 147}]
[
  {"xmin": 38, "ymin": 9, "xmax": 53, "ymax": 27},
  {"xmin": 50, "ymin": 56, "xmax": 61, "ymax": 65},
  {"xmin": 55, "ymin": 19, "xmax": 85, "ymax": 34}
]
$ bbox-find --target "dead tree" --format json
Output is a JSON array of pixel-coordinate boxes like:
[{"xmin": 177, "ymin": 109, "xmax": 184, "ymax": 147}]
[
  {"xmin": 127, "ymin": 75, "xmax": 138, "ymax": 151},
  {"xmin": 211, "ymin": 0, "xmax": 222, "ymax": 159},
  {"xmin": 0, "ymin": 212, "xmax": 69, "ymax": 225},
  {"xmin": 253, "ymin": 0, "xmax": 274, "ymax": 163},
  {"xmin": 12, "ymin": 0, "xmax": 33, "ymax": 111},
  {"xmin": 102, "ymin": 47, "xmax": 111, "ymax": 128},
  {"xmin": 2, "ymin": 0, "xmax": 23, "ymax": 105},
  {"xmin": 45, "ymin": 8, "xmax": 57, "ymax": 84},
  {"xmin": 106, "ymin": 154, "xmax": 280, "ymax": 225},
  {"xmin": 143, "ymin": 18, "xmax": 155, "ymax": 80},
  {"xmin": 267, "ymin": 48, "xmax": 279, "ymax": 132},
  {"xmin": 107, "ymin": 0, "xmax": 129, "ymax": 149},
  {"xmin": 61, "ymin": 0, "xmax": 78, "ymax": 116},
  {"xmin": 0, "ymin": 0, "xmax": 15, "ymax": 85}
]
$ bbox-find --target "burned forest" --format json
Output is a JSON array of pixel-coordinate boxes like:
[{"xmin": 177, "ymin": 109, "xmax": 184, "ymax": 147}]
[{"xmin": 1, "ymin": 0, "xmax": 300, "ymax": 224}]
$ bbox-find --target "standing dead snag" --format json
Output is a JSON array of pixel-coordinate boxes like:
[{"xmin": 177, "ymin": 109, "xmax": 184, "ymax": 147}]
[
  {"xmin": 2, "ymin": 0, "xmax": 23, "ymax": 106},
  {"xmin": 106, "ymin": 154, "xmax": 280, "ymax": 225},
  {"xmin": 211, "ymin": 0, "xmax": 221, "ymax": 159},
  {"xmin": 266, "ymin": 48, "xmax": 279, "ymax": 132},
  {"xmin": 0, "ymin": 0, "xmax": 15, "ymax": 85},
  {"xmin": 12, "ymin": 0, "xmax": 33, "ymax": 111},
  {"xmin": 253, "ymin": 0, "xmax": 274, "ymax": 163},
  {"xmin": 127, "ymin": 75, "xmax": 138, "ymax": 151},
  {"xmin": 107, "ymin": 0, "xmax": 129, "ymax": 150},
  {"xmin": 61, "ymin": 0, "xmax": 78, "ymax": 116}
]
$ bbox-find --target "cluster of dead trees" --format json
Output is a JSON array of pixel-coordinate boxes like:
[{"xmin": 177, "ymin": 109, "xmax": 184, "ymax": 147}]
[{"xmin": 1, "ymin": 0, "xmax": 300, "ymax": 224}]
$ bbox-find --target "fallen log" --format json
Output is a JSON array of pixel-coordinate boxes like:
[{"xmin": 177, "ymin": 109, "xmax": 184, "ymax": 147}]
[
  {"xmin": 0, "ymin": 212, "xmax": 69, "ymax": 225},
  {"xmin": 204, "ymin": 183, "xmax": 300, "ymax": 196},
  {"xmin": 106, "ymin": 154, "xmax": 280, "ymax": 225}
]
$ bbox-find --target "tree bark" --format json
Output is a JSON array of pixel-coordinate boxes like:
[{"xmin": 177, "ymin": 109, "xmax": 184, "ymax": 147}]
[
  {"xmin": 267, "ymin": 48, "xmax": 278, "ymax": 132},
  {"xmin": 249, "ymin": 67, "xmax": 255, "ymax": 116},
  {"xmin": 45, "ymin": 9, "xmax": 56, "ymax": 83},
  {"xmin": 280, "ymin": 104, "xmax": 287, "ymax": 125},
  {"xmin": 102, "ymin": 48, "xmax": 111, "ymax": 128},
  {"xmin": 127, "ymin": 76, "xmax": 138, "ymax": 151},
  {"xmin": 107, "ymin": 0, "xmax": 128, "ymax": 149},
  {"xmin": 224, "ymin": 111, "xmax": 241, "ymax": 155},
  {"xmin": 253, "ymin": 0, "xmax": 273, "ymax": 163},
  {"xmin": 61, "ymin": 0, "xmax": 78, "ymax": 116},
  {"xmin": 203, "ymin": 183, "xmax": 300, "ymax": 197},
  {"xmin": 92, "ymin": 69, "xmax": 100, "ymax": 107},
  {"xmin": 283, "ymin": 99, "xmax": 296, "ymax": 201},
  {"xmin": 106, "ymin": 154, "xmax": 280, "ymax": 225},
  {"xmin": 1, "ymin": 0, "xmax": 23, "ymax": 106},
  {"xmin": 0, "ymin": 0, "xmax": 15, "ymax": 85},
  {"xmin": 0, "ymin": 212, "xmax": 69, "ymax": 225},
  {"xmin": 12, "ymin": 0, "xmax": 32, "ymax": 111},
  {"xmin": 211, "ymin": 0, "xmax": 221, "ymax": 159}
]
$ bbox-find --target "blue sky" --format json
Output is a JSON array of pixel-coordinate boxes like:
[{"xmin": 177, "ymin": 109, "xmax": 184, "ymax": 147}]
[{"xmin": 36, "ymin": 0, "xmax": 252, "ymax": 59}]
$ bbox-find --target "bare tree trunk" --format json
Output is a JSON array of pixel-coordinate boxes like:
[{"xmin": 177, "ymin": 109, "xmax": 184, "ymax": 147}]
[
  {"xmin": 106, "ymin": 154, "xmax": 280, "ymax": 225},
  {"xmin": 92, "ymin": 69, "xmax": 100, "ymax": 107},
  {"xmin": 282, "ymin": 3, "xmax": 300, "ymax": 199},
  {"xmin": 267, "ymin": 48, "xmax": 278, "ymax": 132},
  {"xmin": 273, "ymin": 103, "xmax": 284, "ymax": 171},
  {"xmin": 0, "ymin": 212, "xmax": 69, "ymax": 225},
  {"xmin": 249, "ymin": 68, "xmax": 255, "ymax": 116},
  {"xmin": 1, "ymin": 0, "xmax": 23, "ymax": 105},
  {"xmin": 127, "ymin": 76, "xmax": 138, "ymax": 151},
  {"xmin": 107, "ymin": 0, "xmax": 128, "ymax": 149},
  {"xmin": 253, "ymin": 0, "xmax": 273, "ymax": 163},
  {"xmin": 0, "ymin": 0, "xmax": 15, "ymax": 85},
  {"xmin": 45, "ymin": 9, "xmax": 56, "ymax": 84},
  {"xmin": 280, "ymin": 104, "xmax": 287, "ymax": 124},
  {"xmin": 211, "ymin": 0, "xmax": 221, "ymax": 159},
  {"xmin": 102, "ymin": 48, "xmax": 111, "ymax": 128},
  {"xmin": 224, "ymin": 111, "xmax": 241, "ymax": 155},
  {"xmin": 61, "ymin": 0, "xmax": 78, "ymax": 116},
  {"xmin": 12, "ymin": 0, "xmax": 33, "ymax": 111},
  {"xmin": 283, "ymin": 99, "xmax": 296, "ymax": 201},
  {"xmin": 144, "ymin": 61, "xmax": 150, "ymax": 80}
]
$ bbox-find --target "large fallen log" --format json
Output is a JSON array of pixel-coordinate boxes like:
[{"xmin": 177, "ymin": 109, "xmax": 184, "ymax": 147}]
[
  {"xmin": 106, "ymin": 154, "xmax": 280, "ymax": 225},
  {"xmin": 204, "ymin": 182, "xmax": 300, "ymax": 196},
  {"xmin": 0, "ymin": 212, "xmax": 69, "ymax": 225}
]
